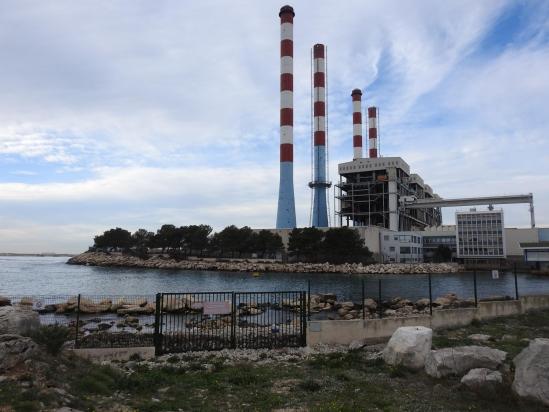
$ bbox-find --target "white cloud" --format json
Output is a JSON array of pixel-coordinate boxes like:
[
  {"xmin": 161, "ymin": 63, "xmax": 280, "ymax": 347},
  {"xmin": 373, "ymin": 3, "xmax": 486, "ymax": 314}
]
[{"xmin": 1, "ymin": 0, "xmax": 548, "ymax": 253}]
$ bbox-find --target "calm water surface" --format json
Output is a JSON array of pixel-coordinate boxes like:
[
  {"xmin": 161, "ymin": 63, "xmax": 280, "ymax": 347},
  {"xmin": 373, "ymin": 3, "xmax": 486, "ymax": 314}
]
[{"xmin": 2, "ymin": 256, "xmax": 549, "ymax": 302}]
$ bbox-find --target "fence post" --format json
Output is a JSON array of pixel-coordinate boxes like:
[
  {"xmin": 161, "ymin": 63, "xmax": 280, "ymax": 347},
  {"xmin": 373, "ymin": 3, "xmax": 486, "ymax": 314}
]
[
  {"xmin": 74, "ymin": 294, "xmax": 81, "ymax": 349},
  {"xmin": 301, "ymin": 291, "xmax": 307, "ymax": 347},
  {"xmin": 154, "ymin": 293, "xmax": 161, "ymax": 356},
  {"xmin": 473, "ymin": 270, "xmax": 478, "ymax": 307},
  {"xmin": 361, "ymin": 279, "xmax": 365, "ymax": 320},
  {"xmin": 514, "ymin": 263, "xmax": 519, "ymax": 300},
  {"xmin": 428, "ymin": 273, "xmax": 433, "ymax": 316},
  {"xmin": 231, "ymin": 292, "xmax": 236, "ymax": 349},
  {"xmin": 378, "ymin": 279, "xmax": 383, "ymax": 319},
  {"xmin": 307, "ymin": 280, "xmax": 311, "ymax": 321}
]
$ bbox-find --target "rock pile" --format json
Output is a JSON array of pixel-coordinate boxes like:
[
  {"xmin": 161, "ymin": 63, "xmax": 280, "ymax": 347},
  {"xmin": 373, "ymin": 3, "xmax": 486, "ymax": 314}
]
[
  {"xmin": 68, "ymin": 252, "xmax": 461, "ymax": 275},
  {"xmin": 310, "ymin": 293, "xmax": 474, "ymax": 320}
]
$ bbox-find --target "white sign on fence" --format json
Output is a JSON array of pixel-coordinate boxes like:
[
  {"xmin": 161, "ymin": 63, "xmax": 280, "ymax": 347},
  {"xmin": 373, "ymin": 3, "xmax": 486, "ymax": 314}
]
[
  {"xmin": 203, "ymin": 301, "xmax": 232, "ymax": 316},
  {"xmin": 492, "ymin": 269, "xmax": 499, "ymax": 279}
]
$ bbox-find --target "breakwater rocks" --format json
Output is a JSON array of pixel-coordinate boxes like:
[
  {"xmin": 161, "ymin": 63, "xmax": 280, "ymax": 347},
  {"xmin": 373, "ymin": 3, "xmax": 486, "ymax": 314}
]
[{"xmin": 67, "ymin": 252, "xmax": 461, "ymax": 274}]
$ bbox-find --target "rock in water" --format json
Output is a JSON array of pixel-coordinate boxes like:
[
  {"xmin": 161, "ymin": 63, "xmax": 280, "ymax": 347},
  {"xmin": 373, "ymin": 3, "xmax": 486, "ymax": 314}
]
[
  {"xmin": 383, "ymin": 326, "xmax": 433, "ymax": 370},
  {"xmin": 0, "ymin": 335, "xmax": 38, "ymax": 371},
  {"xmin": 363, "ymin": 298, "xmax": 377, "ymax": 311},
  {"xmin": 461, "ymin": 368, "xmax": 502, "ymax": 393},
  {"xmin": 512, "ymin": 338, "xmax": 549, "ymax": 406},
  {"xmin": 425, "ymin": 346, "xmax": 506, "ymax": 378},
  {"xmin": 0, "ymin": 306, "xmax": 40, "ymax": 335}
]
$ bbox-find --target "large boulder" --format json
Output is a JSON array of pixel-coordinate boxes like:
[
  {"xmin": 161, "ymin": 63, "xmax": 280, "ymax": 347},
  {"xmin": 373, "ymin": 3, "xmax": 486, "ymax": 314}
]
[
  {"xmin": 0, "ymin": 306, "xmax": 40, "ymax": 335},
  {"xmin": 461, "ymin": 368, "xmax": 502, "ymax": 393},
  {"xmin": 425, "ymin": 346, "xmax": 506, "ymax": 378},
  {"xmin": 512, "ymin": 338, "xmax": 549, "ymax": 406},
  {"xmin": 383, "ymin": 326, "xmax": 433, "ymax": 370},
  {"xmin": 0, "ymin": 334, "xmax": 38, "ymax": 371},
  {"xmin": 0, "ymin": 296, "xmax": 11, "ymax": 307}
]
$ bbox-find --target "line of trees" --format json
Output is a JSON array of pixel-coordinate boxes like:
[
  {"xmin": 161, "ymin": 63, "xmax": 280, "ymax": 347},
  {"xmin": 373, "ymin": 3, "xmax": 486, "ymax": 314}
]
[
  {"xmin": 92, "ymin": 225, "xmax": 284, "ymax": 259},
  {"xmin": 288, "ymin": 227, "xmax": 372, "ymax": 264},
  {"xmin": 92, "ymin": 225, "xmax": 373, "ymax": 264}
]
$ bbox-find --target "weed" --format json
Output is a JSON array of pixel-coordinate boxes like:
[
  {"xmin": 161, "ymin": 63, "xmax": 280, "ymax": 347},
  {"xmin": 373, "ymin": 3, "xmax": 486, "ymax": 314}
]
[
  {"xmin": 29, "ymin": 324, "xmax": 71, "ymax": 355},
  {"xmin": 166, "ymin": 355, "xmax": 179, "ymax": 364},
  {"xmin": 298, "ymin": 379, "xmax": 322, "ymax": 392},
  {"xmin": 388, "ymin": 364, "xmax": 407, "ymax": 378},
  {"xmin": 129, "ymin": 353, "xmax": 142, "ymax": 362}
]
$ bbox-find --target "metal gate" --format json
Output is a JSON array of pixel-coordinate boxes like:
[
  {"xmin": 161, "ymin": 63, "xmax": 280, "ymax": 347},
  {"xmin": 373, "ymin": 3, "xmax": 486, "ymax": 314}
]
[{"xmin": 154, "ymin": 291, "xmax": 306, "ymax": 355}]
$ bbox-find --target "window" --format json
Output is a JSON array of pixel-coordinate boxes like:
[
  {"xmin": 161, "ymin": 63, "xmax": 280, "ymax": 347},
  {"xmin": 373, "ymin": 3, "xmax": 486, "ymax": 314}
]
[
  {"xmin": 400, "ymin": 247, "xmax": 411, "ymax": 254},
  {"xmin": 384, "ymin": 235, "xmax": 389, "ymax": 241},
  {"xmin": 389, "ymin": 246, "xmax": 395, "ymax": 252}
]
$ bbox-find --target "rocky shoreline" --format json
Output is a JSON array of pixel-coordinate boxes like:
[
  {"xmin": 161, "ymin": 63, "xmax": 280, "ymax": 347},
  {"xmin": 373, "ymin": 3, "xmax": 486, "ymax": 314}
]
[{"xmin": 67, "ymin": 251, "xmax": 462, "ymax": 274}]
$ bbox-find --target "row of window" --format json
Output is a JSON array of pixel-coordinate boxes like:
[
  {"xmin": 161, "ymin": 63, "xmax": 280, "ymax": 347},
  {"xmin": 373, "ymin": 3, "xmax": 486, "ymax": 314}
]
[
  {"xmin": 423, "ymin": 237, "xmax": 455, "ymax": 244},
  {"xmin": 388, "ymin": 246, "xmax": 422, "ymax": 254},
  {"xmin": 383, "ymin": 234, "xmax": 421, "ymax": 243},
  {"xmin": 459, "ymin": 248, "xmax": 504, "ymax": 256}
]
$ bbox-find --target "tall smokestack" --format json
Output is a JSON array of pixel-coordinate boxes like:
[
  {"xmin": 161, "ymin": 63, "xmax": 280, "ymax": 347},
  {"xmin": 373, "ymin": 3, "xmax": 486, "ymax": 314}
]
[
  {"xmin": 276, "ymin": 5, "xmax": 296, "ymax": 229},
  {"xmin": 368, "ymin": 106, "xmax": 378, "ymax": 158},
  {"xmin": 351, "ymin": 89, "xmax": 363, "ymax": 160},
  {"xmin": 310, "ymin": 43, "xmax": 330, "ymax": 227}
]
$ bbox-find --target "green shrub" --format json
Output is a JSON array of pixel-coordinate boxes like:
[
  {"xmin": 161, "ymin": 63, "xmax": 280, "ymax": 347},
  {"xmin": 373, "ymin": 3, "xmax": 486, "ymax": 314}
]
[
  {"xmin": 298, "ymin": 379, "xmax": 322, "ymax": 392},
  {"xmin": 30, "ymin": 324, "xmax": 71, "ymax": 355}
]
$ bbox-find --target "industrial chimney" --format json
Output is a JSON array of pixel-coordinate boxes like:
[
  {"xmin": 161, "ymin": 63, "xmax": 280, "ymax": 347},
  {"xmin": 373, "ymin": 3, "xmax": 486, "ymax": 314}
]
[
  {"xmin": 309, "ymin": 43, "xmax": 331, "ymax": 227},
  {"xmin": 368, "ymin": 106, "xmax": 378, "ymax": 158},
  {"xmin": 351, "ymin": 89, "xmax": 363, "ymax": 160},
  {"xmin": 276, "ymin": 5, "xmax": 297, "ymax": 229}
]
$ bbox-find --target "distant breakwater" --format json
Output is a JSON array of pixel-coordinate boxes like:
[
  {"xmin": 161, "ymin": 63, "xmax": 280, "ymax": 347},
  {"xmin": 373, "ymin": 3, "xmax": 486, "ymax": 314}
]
[{"xmin": 67, "ymin": 252, "xmax": 462, "ymax": 275}]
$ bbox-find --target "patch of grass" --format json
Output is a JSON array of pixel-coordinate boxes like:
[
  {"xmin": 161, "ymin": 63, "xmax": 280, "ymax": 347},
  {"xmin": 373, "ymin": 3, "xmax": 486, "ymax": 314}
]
[
  {"xmin": 226, "ymin": 364, "xmax": 257, "ymax": 386},
  {"xmin": 298, "ymin": 378, "xmax": 322, "ymax": 392},
  {"xmin": 71, "ymin": 365, "xmax": 120, "ymax": 395},
  {"xmin": 0, "ymin": 382, "xmax": 46, "ymax": 412},
  {"xmin": 388, "ymin": 364, "xmax": 407, "ymax": 378}
]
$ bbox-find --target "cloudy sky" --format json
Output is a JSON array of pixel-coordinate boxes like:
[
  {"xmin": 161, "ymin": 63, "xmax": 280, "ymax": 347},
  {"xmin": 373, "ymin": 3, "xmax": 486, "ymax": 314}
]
[{"xmin": 1, "ymin": 0, "xmax": 548, "ymax": 253}]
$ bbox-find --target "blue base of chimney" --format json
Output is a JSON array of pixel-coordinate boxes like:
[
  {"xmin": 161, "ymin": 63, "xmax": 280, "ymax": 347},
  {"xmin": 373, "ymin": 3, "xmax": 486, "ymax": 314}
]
[{"xmin": 276, "ymin": 161, "xmax": 296, "ymax": 229}]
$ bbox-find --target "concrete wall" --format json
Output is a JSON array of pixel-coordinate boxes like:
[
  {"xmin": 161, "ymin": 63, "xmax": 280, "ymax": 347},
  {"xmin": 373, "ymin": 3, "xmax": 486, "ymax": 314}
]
[
  {"xmin": 307, "ymin": 294, "xmax": 549, "ymax": 346},
  {"xmin": 505, "ymin": 228, "xmax": 539, "ymax": 256},
  {"xmin": 72, "ymin": 346, "xmax": 155, "ymax": 362}
]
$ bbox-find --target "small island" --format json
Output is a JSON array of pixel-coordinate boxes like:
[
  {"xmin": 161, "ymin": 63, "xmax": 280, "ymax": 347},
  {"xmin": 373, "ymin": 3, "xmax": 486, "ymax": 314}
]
[{"xmin": 68, "ymin": 224, "xmax": 460, "ymax": 274}]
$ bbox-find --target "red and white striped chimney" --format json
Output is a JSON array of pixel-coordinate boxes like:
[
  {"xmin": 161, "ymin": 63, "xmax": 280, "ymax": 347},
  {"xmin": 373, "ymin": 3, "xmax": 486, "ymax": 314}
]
[
  {"xmin": 351, "ymin": 89, "xmax": 362, "ymax": 160},
  {"xmin": 280, "ymin": 5, "xmax": 294, "ymax": 165},
  {"xmin": 313, "ymin": 44, "xmax": 326, "ymax": 149},
  {"xmin": 368, "ymin": 106, "xmax": 378, "ymax": 158}
]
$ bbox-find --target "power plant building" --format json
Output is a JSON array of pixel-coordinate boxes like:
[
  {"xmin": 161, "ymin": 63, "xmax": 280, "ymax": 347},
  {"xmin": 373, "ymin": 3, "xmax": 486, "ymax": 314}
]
[
  {"xmin": 456, "ymin": 209, "xmax": 506, "ymax": 260},
  {"xmin": 336, "ymin": 156, "xmax": 442, "ymax": 231}
]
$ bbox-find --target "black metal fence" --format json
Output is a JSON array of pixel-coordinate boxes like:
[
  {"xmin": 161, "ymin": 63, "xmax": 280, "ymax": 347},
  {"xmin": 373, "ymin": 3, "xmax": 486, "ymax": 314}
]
[
  {"xmin": 306, "ymin": 269, "xmax": 521, "ymax": 321},
  {"xmin": 155, "ymin": 291, "xmax": 306, "ymax": 355},
  {"xmin": 5, "ymin": 269, "xmax": 521, "ymax": 352}
]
